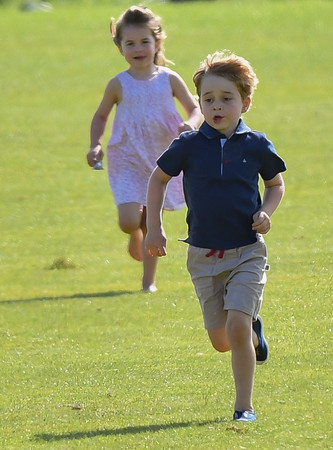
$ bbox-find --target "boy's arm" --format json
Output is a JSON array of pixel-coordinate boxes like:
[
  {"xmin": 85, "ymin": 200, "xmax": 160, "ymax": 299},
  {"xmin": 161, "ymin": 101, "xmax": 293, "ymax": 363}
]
[
  {"xmin": 146, "ymin": 167, "xmax": 172, "ymax": 257},
  {"xmin": 252, "ymin": 173, "xmax": 285, "ymax": 234}
]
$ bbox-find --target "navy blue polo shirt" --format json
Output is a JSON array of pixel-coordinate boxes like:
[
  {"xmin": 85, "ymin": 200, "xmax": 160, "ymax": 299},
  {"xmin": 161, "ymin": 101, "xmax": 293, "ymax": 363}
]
[{"xmin": 157, "ymin": 120, "xmax": 287, "ymax": 250}]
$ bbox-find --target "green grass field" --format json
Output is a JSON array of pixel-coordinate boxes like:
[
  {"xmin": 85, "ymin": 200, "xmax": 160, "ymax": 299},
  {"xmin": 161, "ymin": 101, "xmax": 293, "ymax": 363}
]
[{"xmin": 1, "ymin": 0, "xmax": 332, "ymax": 448}]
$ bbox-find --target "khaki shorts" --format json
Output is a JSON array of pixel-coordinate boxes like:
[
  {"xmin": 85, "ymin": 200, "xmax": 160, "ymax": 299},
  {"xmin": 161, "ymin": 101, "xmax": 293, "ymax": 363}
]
[{"xmin": 186, "ymin": 236, "xmax": 268, "ymax": 330}]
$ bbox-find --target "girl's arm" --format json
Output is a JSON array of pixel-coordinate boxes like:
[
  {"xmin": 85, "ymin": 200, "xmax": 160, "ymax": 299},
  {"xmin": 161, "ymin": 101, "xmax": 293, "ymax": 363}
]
[
  {"xmin": 169, "ymin": 72, "xmax": 203, "ymax": 133},
  {"xmin": 252, "ymin": 173, "xmax": 285, "ymax": 234},
  {"xmin": 146, "ymin": 167, "xmax": 172, "ymax": 257},
  {"xmin": 87, "ymin": 76, "xmax": 121, "ymax": 166}
]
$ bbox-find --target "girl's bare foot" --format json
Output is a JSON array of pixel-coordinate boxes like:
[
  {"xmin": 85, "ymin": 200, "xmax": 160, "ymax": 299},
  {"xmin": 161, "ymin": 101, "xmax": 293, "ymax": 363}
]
[
  {"xmin": 142, "ymin": 284, "xmax": 158, "ymax": 293},
  {"xmin": 128, "ymin": 230, "xmax": 143, "ymax": 262}
]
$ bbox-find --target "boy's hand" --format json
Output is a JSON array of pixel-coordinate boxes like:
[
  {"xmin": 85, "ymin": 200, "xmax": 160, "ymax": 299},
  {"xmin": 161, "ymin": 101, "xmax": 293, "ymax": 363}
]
[
  {"xmin": 87, "ymin": 144, "xmax": 104, "ymax": 167},
  {"xmin": 252, "ymin": 211, "xmax": 271, "ymax": 234},
  {"xmin": 145, "ymin": 230, "xmax": 167, "ymax": 257}
]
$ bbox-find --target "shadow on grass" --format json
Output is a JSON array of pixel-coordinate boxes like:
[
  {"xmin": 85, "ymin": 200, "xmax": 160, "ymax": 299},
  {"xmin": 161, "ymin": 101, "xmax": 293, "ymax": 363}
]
[
  {"xmin": 35, "ymin": 418, "xmax": 227, "ymax": 442},
  {"xmin": 1, "ymin": 290, "xmax": 136, "ymax": 304}
]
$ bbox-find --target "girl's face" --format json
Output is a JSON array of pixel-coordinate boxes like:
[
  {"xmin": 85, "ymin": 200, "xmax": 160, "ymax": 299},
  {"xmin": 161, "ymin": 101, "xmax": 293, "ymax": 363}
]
[
  {"xmin": 199, "ymin": 74, "xmax": 251, "ymax": 137},
  {"xmin": 120, "ymin": 25, "xmax": 159, "ymax": 70}
]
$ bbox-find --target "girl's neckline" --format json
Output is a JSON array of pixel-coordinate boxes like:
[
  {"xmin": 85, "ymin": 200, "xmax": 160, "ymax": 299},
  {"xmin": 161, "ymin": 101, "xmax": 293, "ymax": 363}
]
[{"xmin": 125, "ymin": 65, "xmax": 161, "ymax": 81}]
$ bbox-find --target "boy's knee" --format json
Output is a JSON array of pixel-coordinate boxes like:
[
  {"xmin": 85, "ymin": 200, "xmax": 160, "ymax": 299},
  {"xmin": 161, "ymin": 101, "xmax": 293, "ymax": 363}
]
[
  {"xmin": 211, "ymin": 341, "xmax": 230, "ymax": 353},
  {"xmin": 208, "ymin": 328, "xmax": 230, "ymax": 353},
  {"xmin": 226, "ymin": 312, "xmax": 252, "ymax": 347}
]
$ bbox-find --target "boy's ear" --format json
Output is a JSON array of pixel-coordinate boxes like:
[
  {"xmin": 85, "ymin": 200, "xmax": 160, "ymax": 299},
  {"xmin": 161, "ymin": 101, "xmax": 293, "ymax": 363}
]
[
  {"xmin": 197, "ymin": 96, "xmax": 203, "ymax": 113},
  {"xmin": 242, "ymin": 97, "xmax": 251, "ymax": 113}
]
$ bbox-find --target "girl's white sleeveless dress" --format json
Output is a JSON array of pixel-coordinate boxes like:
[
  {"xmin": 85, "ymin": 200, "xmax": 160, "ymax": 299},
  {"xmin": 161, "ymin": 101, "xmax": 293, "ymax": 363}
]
[{"xmin": 107, "ymin": 66, "xmax": 185, "ymax": 210}]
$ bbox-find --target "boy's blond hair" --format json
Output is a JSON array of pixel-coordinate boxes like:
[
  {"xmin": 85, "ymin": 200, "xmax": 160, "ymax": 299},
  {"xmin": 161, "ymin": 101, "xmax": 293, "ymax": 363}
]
[{"xmin": 193, "ymin": 50, "xmax": 259, "ymax": 101}]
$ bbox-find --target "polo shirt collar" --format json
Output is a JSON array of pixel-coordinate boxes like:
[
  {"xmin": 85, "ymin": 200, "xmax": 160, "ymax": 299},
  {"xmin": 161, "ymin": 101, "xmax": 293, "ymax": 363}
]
[{"xmin": 199, "ymin": 119, "xmax": 251, "ymax": 139}]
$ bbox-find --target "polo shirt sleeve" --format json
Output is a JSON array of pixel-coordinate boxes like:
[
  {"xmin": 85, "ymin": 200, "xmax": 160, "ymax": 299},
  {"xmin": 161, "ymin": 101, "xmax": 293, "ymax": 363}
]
[
  {"xmin": 156, "ymin": 133, "xmax": 188, "ymax": 177},
  {"xmin": 259, "ymin": 134, "xmax": 287, "ymax": 180}
]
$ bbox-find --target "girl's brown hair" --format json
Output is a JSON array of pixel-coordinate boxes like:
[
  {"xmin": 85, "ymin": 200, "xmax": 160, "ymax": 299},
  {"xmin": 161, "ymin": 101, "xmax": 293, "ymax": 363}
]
[
  {"xmin": 193, "ymin": 50, "xmax": 259, "ymax": 101},
  {"xmin": 110, "ymin": 6, "xmax": 167, "ymax": 66}
]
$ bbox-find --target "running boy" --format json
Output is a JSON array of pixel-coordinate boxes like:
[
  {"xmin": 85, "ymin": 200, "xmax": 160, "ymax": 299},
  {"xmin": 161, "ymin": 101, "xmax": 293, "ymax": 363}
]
[{"xmin": 145, "ymin": 51, "xmax": 286, "ymax": 421}]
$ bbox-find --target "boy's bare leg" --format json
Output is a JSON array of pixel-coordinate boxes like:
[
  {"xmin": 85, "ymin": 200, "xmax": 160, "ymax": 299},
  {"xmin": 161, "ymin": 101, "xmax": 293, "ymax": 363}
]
[
  {"xmin": 208, "ymin": 314, "xmax": 230, "ymax": 353},
  {"xmin": 226, "ymin": 310, "xmax": 256, "ymax": 412},
  {"xmin": 208, "ymin": 310, "xmax": 256, "ymax": 411}
]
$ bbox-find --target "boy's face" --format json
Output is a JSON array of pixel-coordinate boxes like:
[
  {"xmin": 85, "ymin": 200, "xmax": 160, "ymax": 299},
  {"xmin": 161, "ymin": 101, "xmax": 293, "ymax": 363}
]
[{"xmin": 199, "ymin": 74, "xmax": 251, "ymax": 137}]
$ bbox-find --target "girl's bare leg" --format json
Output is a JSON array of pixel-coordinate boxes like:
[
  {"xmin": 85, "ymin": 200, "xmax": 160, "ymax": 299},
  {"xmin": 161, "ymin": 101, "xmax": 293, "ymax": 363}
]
[
  {"xmin": 140, "ymin": 207, "xmax": 158, "ymax": 292},
  {"xmin": 118, "ymin": 203, "xmax": 143, "ymax": 262},
  {"xmin": 128, "ymin": 229, "xmax": 143, "ymax": 262},
  {"xmin": 142, "ymin": 249, "xmax": 158, "ymax": 292},
  {"xmin": 117, "ymin": 203, "xmax": 158, "ymax": 291}
]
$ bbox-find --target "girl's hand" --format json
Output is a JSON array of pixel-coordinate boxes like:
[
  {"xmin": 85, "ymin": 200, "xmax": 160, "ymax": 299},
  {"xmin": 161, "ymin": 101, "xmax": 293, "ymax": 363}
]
[
  {"xmin": 178, "ymin": 121, "xmax": 194, "ymax": 134},
  {"xmin": 87, "ymin": 144, "xmax": 104, "ymax": 167},
  {"xmin": 252, "ymin": 210, "xmax": 271, "ymax": 234}
]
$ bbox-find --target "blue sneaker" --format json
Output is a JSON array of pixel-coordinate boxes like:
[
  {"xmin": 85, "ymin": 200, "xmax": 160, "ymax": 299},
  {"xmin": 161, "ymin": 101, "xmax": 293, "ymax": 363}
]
[
  {"xmin": 253, "ymin": 315, "xmax": 269, "ymax": 365},
  {"xmin": 233, "ymin": 410, "xmax": 257, "ymax": 422}
]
